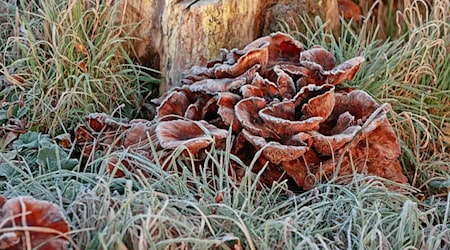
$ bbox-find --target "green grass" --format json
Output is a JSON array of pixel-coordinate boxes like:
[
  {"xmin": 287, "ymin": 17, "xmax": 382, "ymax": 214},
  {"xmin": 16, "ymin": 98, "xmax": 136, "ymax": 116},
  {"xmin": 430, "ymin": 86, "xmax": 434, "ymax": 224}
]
[{"xmin": 1, "ymin": 0, "xmax": 450, "ymax": 249}]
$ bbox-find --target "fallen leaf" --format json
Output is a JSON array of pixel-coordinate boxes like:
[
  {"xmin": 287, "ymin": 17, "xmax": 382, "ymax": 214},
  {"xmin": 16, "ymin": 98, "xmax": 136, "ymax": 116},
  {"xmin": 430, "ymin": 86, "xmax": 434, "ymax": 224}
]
[
  {"xmin": 54, "ymin": 133, "xmax": 73, "ymax": 149},
  {"xmin": 443, "ymin": 123, "xmax": 450, "ymax": 146},
  {"xmin": 79, "ymin": 62, "xmax": 87, "ymax": 72},
  {"xmin": 0, "ymin": 131, "xmax": 19, "ymax": 150},
  {"xmin": 214, "ymin": 191, "xmax": 225, "ymax": 203},
  {"xmin": 75, "ymin": 43, "xmax": 89, "ymax": 56}
]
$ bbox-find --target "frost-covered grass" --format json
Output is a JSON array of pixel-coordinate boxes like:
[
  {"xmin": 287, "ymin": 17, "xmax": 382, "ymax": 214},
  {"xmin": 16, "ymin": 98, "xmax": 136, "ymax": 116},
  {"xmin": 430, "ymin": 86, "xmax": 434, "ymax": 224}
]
[
  {"xmin": 0, "ymin": 0, "xmax": 159, "ymax": 135},
  {"xmin": 1, "ymin": 0, "xmax": 449, "ymax": 249}
]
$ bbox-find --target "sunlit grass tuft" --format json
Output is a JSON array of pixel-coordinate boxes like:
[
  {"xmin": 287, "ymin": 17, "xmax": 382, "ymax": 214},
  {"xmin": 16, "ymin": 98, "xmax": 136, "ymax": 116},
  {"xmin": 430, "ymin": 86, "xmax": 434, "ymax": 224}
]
[{"xmin": 0, "ymin": 0, "xmax": 159, "ymax": 135}]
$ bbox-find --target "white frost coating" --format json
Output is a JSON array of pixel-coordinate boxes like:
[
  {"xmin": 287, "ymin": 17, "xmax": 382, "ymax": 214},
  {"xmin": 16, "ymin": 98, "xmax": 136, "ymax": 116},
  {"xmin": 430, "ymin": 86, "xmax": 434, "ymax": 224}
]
[
  {"xmin": 156, "ymin": 120, "xmax": 227, "ymax": 150},
  {"xmin": 189, "ymin": 78, "xmax": 246, "ymax": 94}
]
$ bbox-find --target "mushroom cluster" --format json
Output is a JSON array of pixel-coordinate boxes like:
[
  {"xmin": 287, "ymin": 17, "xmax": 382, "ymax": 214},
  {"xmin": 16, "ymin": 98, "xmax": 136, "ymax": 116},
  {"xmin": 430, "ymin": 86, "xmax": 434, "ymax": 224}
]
[{"xmin": 75, "ymin": 32, "xmax": 407, "ymax": 189}]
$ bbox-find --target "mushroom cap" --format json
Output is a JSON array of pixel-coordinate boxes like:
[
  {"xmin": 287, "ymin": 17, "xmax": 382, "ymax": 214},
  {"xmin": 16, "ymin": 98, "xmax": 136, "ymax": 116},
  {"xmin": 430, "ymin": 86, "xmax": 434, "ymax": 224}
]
[
  {"xmin": 310, "ymin": 91, "xmax": 382, "ymax": 155},
  {"xmin": 259, "ymin": 100, "xmax": 323, "ymax": 137},
  {"xmin": 183, "ymin": 94, "xmax": 215, "ymax": 120},
  {"xmin": 185, "ymin": 103, "xmax": 202, "ymax": 120},
  {"xmin": 325, "ymin": 56, "xmax": 365, "ymax": 85},
  {"xmin": 300, "ymin": 47, "xmax": 336, "ymax": 71},
  {"xmin": 86, "ymin": 113, "xmax": 129, "ymax": 132},
  {"xmin": 331, "ymin": 90, "xmax": 379, "ymax": 122},
  {"xmin": 189, "ymin": 77, "xmax": 246, "ymax": 95},
  {"xmin": 86, "ymin": 112, "xmax": 108, "ymax": 132},
  {"xmin": 242, "ymin": 129, "xmax": 308, "ymax": 165},
  {"xmin": 244, "ymin": 32, "xmax": 304, "ymax": 64},
  {"xmin": 214, "ymin": 44, "xmax": 268, "ymax": 78},
  {"xmin": 350, "ymin": 113, "xmax": 401, "ymax": 160},
  {"xmin": 0, "ymin": 196, "xmax": 70, "ymax": 250},
  {"xmin": 300, "ymin": 84, "xmax": 335, "ymax": 120},
  {"xmin": 183, "ymin": 65, "xmax": 215, "ymax": 80},
  {"xmin": 217, "ymin": 92, "xmax": 242, "ymax": 132},
  {"xmin": 157, "ymin": 91, "xmax": 190, "ymax": 119},
  {"xmin": 189, "ymin": 64, "xmax": 260, "ymax": 95},
  {"xmin": 310, "ymin": 126, "xmax": 360, "ymax": 155},
  {"xmin": 244, "ymin": 73, "xmax": 280, "ymax": 100},
  {"xmin": 257, "ymin": 84, "xmax": 335, "ymax": 137},
  {"xmin": 156, "ymin": 120, "xmax": 228, "ymax": 155},
  {"xmin": 273, "ymin": 65, "xmax": 296, "ymax": 99},
  {"xmin": 235, "ymin": 97, "xmax": 279, "ymax": 139},
  {"xmin": 75, "ymin": 124, "xmax": 94, "ymax": 144},
  {"xmin": 123, "ymin": 121, "xmax": 157, "ymax": 148},
  {"xmin": 280, "ymin": 64, "xmax": 312, "ymax": 78}
]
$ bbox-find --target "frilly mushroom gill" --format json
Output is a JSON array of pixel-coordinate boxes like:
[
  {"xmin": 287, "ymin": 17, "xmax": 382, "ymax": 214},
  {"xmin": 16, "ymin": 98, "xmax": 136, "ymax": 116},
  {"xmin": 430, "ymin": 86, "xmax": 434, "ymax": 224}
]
[{"xmin": 75, "ymin": 32, "xmax": 407, "ymax": 190}]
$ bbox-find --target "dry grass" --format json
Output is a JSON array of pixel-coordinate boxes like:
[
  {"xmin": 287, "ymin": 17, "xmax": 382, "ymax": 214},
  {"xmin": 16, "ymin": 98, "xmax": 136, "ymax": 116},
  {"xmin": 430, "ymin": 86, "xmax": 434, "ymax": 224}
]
[{"xmin": 0, "ymin": 0, "xmax": 159, "ymax": 136}]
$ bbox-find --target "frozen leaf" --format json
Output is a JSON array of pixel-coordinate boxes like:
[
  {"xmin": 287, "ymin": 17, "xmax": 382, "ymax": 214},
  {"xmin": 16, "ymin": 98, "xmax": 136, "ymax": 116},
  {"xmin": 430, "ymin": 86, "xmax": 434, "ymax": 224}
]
[{"xmin": 37, "ymin": 144, "xmax": 78, "ymax": 170}]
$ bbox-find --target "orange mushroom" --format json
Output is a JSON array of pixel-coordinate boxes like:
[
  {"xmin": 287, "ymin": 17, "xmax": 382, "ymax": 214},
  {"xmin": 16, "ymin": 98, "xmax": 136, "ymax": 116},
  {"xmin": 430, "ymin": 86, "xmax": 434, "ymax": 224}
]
[
  {"xmin": 300, "ymin": 47, "xmax": 336, "ymax": 71},
  {"xmin": 338, "ymin": 0, "xmax": 362, "ymax": 23},
  {"xmin": 217, "ymin": 92, "xmax": 242, "ymax": 132},
  {"xmin": 156, "ymin": 120, "xmax": 228, "ymax": 155},
  {"xmin": 234, "ymin": 97, "xmax": 279, "ymax": 139},
  {"xmin": 74, "ymin": 32, "xmax": 407, "ymax": 190},
  {"xmin": 157, "ymin": 91, "xmax": 190, "ymax": 119},
  {"xmin": 0, "ymin": 196, "xmax": 70, "ymax": 250},
  {"xmin": 241, "ymin": 129, "xmax": 308, "ymax": 165}
]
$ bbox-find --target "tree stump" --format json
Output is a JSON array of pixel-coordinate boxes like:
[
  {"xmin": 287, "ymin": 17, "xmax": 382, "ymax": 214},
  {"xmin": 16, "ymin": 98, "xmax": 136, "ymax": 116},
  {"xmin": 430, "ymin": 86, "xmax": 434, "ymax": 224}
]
[{"xmin": 122, "ymin": 0, "xmax": 340, "ymax": 93}]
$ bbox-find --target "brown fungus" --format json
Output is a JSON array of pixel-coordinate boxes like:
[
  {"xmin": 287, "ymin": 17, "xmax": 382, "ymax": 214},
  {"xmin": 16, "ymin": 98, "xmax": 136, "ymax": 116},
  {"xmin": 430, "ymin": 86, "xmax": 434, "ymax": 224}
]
[
  {"xmin": 300, "ymin": 47, "xmax": 336, "ymax": 71},
  {"xmin": 243, "ymin": 32, "xmax": 303, "ymax": 64},
  {"xmin": 259, "ymin": 100, "xmax": 322, "ymax": 137},
  {"xmin": 273, "ymin": 65, "xmax": 296, "ymax": 99},
  {"xmin": 241, "ymin": 129, "xmax": 308, "ymax": 165},
  {"xmin": 235, "ymin": 97, "xmax": 279, "ymax": 139},
  {"xmin": 0, "ymin": 196, "xmax": 70, "ymax": 250},
  {"xmin": 156, "ymin": 120, "xmax": 228, "ymax": 155},
  {"xmin": 157, "ymin": 91, "xmax": 190, "ymax": 119},
  {"xmin": 324, "ymin": 56, "xmax": 365, "ymax": 85},
  {"xmin": 217, "ymin": 92, "xmax": 242, "ymax": 132},
  {"xmin": 213, "ymin": 44, "xmax": 268, "ymax": 78},
  {"xmin": 75, "ymin": 32, "xmax": 407, "ymax": 190}
]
